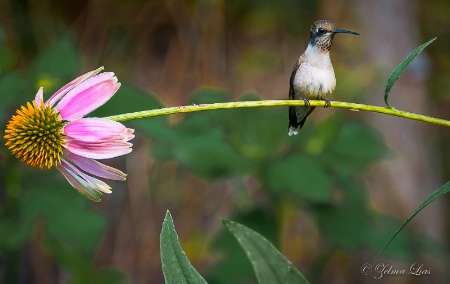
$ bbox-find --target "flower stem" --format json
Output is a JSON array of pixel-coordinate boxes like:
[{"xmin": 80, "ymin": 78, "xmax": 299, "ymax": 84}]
[{"xmin": 103, "ymin": 100, "xmax": 450, "ymax": 127}]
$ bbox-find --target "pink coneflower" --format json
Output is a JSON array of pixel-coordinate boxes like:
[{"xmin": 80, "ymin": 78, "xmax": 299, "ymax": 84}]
[{"xmin": 4, "ymin": 67, "xmax": 134, "ymax": 201}]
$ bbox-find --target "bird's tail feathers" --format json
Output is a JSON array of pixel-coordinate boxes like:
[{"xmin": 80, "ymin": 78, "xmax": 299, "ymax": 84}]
[{"xmin": 287, "ymin": 106, "xmax": 315, "ymax": 136}]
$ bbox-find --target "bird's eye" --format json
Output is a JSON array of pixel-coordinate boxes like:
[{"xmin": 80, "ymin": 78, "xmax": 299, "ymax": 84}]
[{"xmin": 318, "ymin": 28, "xmax": 325, "ymax": 34}]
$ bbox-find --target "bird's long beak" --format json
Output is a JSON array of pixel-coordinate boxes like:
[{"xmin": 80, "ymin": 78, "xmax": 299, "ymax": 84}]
[{"xmin": 334, "ymin": 29, "xmax": 360, "ymax": 35}]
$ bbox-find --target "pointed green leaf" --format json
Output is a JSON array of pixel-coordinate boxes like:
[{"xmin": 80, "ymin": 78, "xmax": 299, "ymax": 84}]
[
  {"xmin": 222, "ymin": 219, "xmax": 309, "ymax": 284},
  {"xmin": 377, "ymin": 181, "xmax": 450, "ymax": 260},
  {"xmin": 160, "ymin": 211, "xmax": 207, "ymax": 284},
  {"xmin": 384, "ymin": 37, "xmax": 436, "ymax": 108}
]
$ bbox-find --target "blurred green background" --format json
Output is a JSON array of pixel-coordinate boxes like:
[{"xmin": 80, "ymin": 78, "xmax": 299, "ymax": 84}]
[{"xmin": 1, "ymin": 0, "xmax": 449, "ymax": 283}]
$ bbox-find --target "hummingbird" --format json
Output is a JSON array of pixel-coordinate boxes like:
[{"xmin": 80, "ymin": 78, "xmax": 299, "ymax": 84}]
[{"xmin": 288, "ymin": 20, "xmax": 359, "ymax": 136}]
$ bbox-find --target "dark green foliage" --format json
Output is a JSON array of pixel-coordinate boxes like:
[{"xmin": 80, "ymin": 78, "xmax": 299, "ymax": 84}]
[
  {"xmin": 146, "ymin": 86, "xmax": 447, "ymax": 281},
  {"xmin": 30, "ymin": 37, "xmax": 79, "ymax": 78},
  {"xmin": 145, "ymin": 87, "xmax": 387, "ymax": 185},
  {"xmin": 146, "ymin": 88, "xmax": 254, "ymax": 179},
  {"xmin": 0, "ymin": 72, "xmax": 30, "ymax": 115},
  {"xmin": 45, "ymin": 240, "xmax": 127, "ymax": 284},
  {"xmin": 262, "ymin": 154, "xmax": 332, "ymax": 202},
  {"xmin": 0, "ymin": 178, "xmax": 126, "ymax": 283},
  {"xmin": 324, "ymin": 121, "xmax": 386, "ymax": 175},
  {"xmin": 0, "ymin": 44, "xmax": 17, "ymax": 73},
  {"xmin": 313, "ymin": 182, "xmax": 372, "ymax": 251},
  {"xmin": 0, "ymin": 37, "xmax": 80, "ymax": 118}
]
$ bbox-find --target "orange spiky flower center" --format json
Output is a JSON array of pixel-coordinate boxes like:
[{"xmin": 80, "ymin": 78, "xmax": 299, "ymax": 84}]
[{"xmin": 4, "ymin": 100, "xmax": 65, "ymax": 169}]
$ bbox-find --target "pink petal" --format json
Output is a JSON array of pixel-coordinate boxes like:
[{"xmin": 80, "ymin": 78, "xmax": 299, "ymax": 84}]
[
  {"xmin": 56, "ymin": 72, "xmax": 120, "ymax": 120},
  {"xmin": 57, "ymin": 163, "xmax": 112, "ymax": 202},
  {"xmin": 46, "ymin": 67, "xmax": 104, "ymax": 107},
  {"xmin": 57, "ymin": 165, "xmax": 101, "ymax": 201},
  {"xmin": 58, "ymin": 159, "xmax": 112, "ymax": 197},
  {"xmin": 34, "ymin": 87, "xmax": 44, "ymax": 107},
  {"xmin": 66, "ymin": 152, "xmax": 127, "ymax": 181},
  {"xmin": 65, "ymin": 140, "xmax": 133, "ymax": 160},
  {"xmin": 64, "ymin": 118, "xmax": 134, "ymax": 142}
]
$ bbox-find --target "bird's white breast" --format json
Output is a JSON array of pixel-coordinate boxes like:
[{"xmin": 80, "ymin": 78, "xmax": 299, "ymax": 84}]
[{"xmin": 293, "ymin": 44, "xmax": 336, "ymax": 99}]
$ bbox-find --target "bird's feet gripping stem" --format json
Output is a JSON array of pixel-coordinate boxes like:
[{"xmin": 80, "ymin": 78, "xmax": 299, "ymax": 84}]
[
  {"xmin": 302, "ymin": 97, "xmax": 310, "ymax": 107},
  {"xmin": 323, "ymin": 98, "xmax": 331, "ymax": 108}
]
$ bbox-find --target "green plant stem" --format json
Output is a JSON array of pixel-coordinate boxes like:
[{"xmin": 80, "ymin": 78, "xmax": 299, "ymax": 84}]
[{"xmin": 103, "ymin": 100, "xmax": 450, "ymax": 127}]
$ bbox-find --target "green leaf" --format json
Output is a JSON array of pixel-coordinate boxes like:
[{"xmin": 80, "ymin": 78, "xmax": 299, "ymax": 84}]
[
  {"xmin": 160, "ymin": 211, "xmax": 207, "ymax": 284},
  {"xmin": 384, "ymin": 37, "xmax": 436, "ymax": 108},
  {"xmin": 325, "ymin": 122, "xmax": 385, "ymax": 174},
  {"xmin": 30, "ymin": 37, "xmax": 80, "ymax": 77},
  {"xmin": 209, "ymin": 209, "xmax": 276, "ymax": 283},
  {"xmin": 222, "ymin": 219, "xmax": 309, "ymax": 284},
  {"xmin": 263, "ymin": 154, "xmax": 331, "ymax": 202},
  {"xmin": 377, "ymin": 181, "xmax": 450, "ymax": 260}
]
